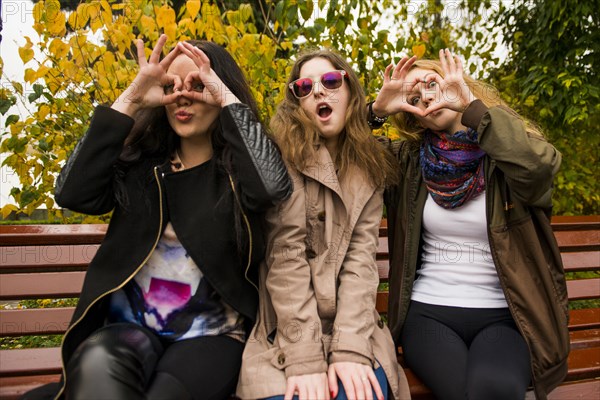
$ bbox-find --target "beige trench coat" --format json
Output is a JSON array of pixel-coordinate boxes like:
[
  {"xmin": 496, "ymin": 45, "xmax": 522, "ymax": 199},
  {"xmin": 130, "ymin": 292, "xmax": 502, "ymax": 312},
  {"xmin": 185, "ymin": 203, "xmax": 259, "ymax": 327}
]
[{"xmin": 237, "ymin": 145, "xmax": 410, "ymax": 399}]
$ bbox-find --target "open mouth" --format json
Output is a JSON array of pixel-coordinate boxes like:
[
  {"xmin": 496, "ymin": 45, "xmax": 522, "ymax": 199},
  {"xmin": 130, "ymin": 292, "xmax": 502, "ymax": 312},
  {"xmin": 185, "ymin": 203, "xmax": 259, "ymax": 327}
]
[{"xmin": 317, "ymin": 103, "xmax": 333, "ymax": 119}]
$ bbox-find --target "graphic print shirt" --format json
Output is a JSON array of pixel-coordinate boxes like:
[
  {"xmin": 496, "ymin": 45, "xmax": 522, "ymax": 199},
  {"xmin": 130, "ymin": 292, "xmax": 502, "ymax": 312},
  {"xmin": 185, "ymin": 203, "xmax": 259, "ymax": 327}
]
[{"xmin": 110, "ymin": 223, "xmax": 246, "ymax": 342}]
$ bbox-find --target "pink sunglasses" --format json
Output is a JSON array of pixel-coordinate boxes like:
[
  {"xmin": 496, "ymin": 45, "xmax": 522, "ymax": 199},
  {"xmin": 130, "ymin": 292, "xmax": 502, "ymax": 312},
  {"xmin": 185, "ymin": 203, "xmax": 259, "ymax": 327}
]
[{"xmin": 288, "ymin": 70, "xmax": 347, "ymax": 98}]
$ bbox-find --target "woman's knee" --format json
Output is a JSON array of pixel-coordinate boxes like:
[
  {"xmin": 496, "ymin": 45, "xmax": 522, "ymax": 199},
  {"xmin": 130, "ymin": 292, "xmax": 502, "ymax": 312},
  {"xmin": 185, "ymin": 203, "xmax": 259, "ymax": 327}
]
[
  {"xmin": 467, "ymin": 370, "xmax": 529, "ymax": 400},
  {"xmin": 71, "ymin": 323, "xmax": 161, "ymax": 367},
  {"xmin": 67, "ymin": 323, "xmax": 163, "ymax": 392}
]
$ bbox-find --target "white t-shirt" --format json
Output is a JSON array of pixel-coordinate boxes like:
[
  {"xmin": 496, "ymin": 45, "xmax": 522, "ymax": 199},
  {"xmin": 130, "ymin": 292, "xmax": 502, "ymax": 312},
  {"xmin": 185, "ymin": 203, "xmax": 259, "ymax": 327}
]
[{"xmin": 411, "ymin": 192, "xmax": 508, "ymax": 308}]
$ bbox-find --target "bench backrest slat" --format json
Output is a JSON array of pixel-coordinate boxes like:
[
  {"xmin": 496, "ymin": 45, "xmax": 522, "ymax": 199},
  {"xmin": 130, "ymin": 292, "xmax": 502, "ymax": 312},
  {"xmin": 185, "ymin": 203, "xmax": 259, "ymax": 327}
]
[
  {"xmin": 0, "ymin": 272, "xmax": 85, "ymax": 300},
  {"xmin": 566, "ymin": 279, "xmax": 600, "ymax": 301},
  {"xmin": 0, "ymin": 225, "xmax": 107, "ymax": 246},
  {"xmin": 375, "ymin": 252, "xmax": 598, "ymax": 278},
  {"xmin": 569, "ymin": 308, "xmax": 600, "ymax": 331},
  {"xmin": 560, "ymin": 251, "xmax": 600, "ymax": 272},
  {"xmin": 0, "ymin": 348, "xmax": 62, "ymax": 377},
  {"xmin": 0, "ymin": 308, "xmax": 74, "ymax": 336},
  {"xmin": 554, "ymin": 230, "xmax": 600, "ymax": 252},
  {"xmin": 551, "ymin": 215, "xmax": 600, "ymax": 230},
  {"xmin": 0, "ymin": 245, "xmax": 99, "ymax": 273}
]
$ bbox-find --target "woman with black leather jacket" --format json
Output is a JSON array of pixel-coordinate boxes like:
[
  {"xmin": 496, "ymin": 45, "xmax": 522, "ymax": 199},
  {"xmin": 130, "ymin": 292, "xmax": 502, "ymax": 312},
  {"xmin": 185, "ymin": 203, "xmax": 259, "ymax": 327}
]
[{"xmin": 24, "ymin": 35, "xmax": 291, "ymax": 400}]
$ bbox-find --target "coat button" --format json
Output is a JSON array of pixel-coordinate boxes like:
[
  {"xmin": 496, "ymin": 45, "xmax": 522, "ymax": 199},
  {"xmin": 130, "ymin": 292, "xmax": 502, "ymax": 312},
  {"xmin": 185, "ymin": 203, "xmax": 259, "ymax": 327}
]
[
  {"xmin": 278, "ymin": 353, "xmax": 286, "ymax": 365},
  {"xmin": 317, "ymin": 211, "xmax": 326, "ymax": 221},
  {"xmin": 377, "ymin": 318, "xmax": 385, "ymax": 329},
  {"xmin": 306, "ymin": 249, "xmax": 317, "ymax": 259}
]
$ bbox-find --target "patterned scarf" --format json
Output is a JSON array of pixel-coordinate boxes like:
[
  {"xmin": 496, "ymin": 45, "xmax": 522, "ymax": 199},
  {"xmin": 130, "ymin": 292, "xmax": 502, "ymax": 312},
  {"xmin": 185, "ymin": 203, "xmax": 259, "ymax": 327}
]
[{"xmin": 420, "ymin": 128, "xmax": 486, "ymax": 209}]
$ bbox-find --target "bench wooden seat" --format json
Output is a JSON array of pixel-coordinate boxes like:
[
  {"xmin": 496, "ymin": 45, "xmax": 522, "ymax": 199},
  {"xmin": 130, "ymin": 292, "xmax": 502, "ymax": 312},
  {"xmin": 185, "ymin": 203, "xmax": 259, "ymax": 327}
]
[{"xmin": 1, "ymin": 216, "xmax": 599, "ymax": 399}]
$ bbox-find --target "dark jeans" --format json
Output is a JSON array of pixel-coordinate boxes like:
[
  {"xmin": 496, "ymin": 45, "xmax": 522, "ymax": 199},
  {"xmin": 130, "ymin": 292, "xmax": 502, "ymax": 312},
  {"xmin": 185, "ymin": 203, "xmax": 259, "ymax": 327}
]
[
  {"xmin": 401, "ymin": 301, "xmax": 531, "ymax": 400},
  {"xmin": 64, "ymin": 322, "xmax": 244, "ymax": 400}
]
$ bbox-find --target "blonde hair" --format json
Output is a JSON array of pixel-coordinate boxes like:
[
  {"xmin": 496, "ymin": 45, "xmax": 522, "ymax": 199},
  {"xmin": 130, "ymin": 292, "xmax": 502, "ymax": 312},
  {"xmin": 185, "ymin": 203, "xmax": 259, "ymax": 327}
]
[
  {"xmin": 390, "ymin": 59, "xmax": 543, "ymax": 141},
  {"xmin": 270, "ymin": 49, "xmax": 399, "ymax": 188}
]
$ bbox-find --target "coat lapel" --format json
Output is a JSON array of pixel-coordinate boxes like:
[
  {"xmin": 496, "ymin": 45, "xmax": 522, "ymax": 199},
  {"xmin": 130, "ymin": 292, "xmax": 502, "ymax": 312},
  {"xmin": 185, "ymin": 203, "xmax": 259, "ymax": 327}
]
[{"xmin": 301, "ymin": 145, "xmax": 346, "ymax": 208}]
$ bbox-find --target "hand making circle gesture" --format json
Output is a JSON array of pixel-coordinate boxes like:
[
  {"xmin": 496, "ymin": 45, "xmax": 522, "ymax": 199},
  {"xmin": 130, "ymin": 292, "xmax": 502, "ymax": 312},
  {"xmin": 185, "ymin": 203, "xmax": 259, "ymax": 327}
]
[
  {"xmin": 176, "ymin": 42, "xmax": 240, "ymax": 108},
  {"xmin": 372, "ymin": 49, "xmax": 477, "ymax": 119},
  {"xmin": 113, "ymin": 34, "xmax": 183, "ymax": 116},
  {"xmin": 372, "ymin": 55, "xmax": 424, "ymax": 118},
  {"xmin": 420, "ymin": 48, "xmax": 477, "ymax": 116}
]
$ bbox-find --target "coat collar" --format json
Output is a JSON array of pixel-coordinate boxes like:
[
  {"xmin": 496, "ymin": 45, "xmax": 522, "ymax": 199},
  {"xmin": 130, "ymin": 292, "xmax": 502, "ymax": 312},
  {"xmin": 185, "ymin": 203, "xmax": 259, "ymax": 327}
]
[
  {"xmin": 300, "ymin": 144, "xmax": 375, "ymax": 213},
  {"xmin": 301, "ymin": 144, "xmax": 342, "ymax": 196}
]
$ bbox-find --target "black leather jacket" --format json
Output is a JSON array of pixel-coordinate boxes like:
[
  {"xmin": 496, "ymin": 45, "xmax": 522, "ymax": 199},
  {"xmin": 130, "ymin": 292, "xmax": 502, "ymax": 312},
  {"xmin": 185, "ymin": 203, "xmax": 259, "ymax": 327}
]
[{"xmin": 53, "ymin": 103, "xmax": 291, "ymax": 396}]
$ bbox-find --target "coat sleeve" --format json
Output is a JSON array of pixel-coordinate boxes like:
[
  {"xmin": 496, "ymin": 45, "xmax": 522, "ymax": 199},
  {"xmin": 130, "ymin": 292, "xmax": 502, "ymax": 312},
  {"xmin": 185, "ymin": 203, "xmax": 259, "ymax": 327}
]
[
  {"xmin": 265, "ymin": 170, "xmax": 328, "ymax": 378},
  {"xmin": 383, "ymin": 140, "xmax": 410, "ymax": 266},
  {"xmin": 328, "ymin": 188, "xmax": 383, "ymax": 366},
  {"xmin": 461, "ymin": 100, "xmax": 561, "ymax": 208},
  {"xmin": 54, "ymin": 106, "xmax": 135, "ymax": 215},
  {"xmin": 220, "ymin": 103, "xmax": 292, "ymax": 211}
]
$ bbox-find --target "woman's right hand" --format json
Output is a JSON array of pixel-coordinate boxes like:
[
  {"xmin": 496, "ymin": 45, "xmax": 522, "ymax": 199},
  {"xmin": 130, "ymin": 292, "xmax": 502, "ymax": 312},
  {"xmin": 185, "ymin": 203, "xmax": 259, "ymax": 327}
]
[
  {"xmin": 112, "ymin": 34, "xmax": 182, "ymax": 117},
  {"xmin": 284, "ymin": 372, "xmax": 330, "ymax": 400},
  {"xmin": 371, "ymin": 55, "xmax": 426, "ymax": 119},
  {"xmin": 328, "ymin": 362, "xmax": 384, "ymax": 400}
]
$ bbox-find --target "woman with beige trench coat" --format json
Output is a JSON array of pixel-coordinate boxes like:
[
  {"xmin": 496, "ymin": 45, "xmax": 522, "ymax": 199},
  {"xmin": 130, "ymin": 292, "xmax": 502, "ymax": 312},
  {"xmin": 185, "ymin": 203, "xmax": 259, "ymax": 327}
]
[{"xmin": 236, "ymin": 49, "xmax": 410, "ymax": 400}]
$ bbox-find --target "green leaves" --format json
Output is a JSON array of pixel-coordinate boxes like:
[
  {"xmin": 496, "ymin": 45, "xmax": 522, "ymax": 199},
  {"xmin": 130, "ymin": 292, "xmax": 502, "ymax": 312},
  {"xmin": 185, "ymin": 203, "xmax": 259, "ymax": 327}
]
[
  {"xmin": 489, "ymin": 0, "xmax": 599, "ymax": 214},
  {"xmin": 4, "ymin": 115, "xmax": 19, "ymax": 127},
  {"xmin": 27, "ymin": 84, "xmax": 46, "ymax": 103}
]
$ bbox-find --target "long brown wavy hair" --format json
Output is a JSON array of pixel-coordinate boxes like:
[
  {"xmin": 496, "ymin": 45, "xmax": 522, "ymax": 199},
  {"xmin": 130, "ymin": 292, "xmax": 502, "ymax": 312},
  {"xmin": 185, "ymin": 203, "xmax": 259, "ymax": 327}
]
[
  {"xmin": 391, "ymin": 59, "xmax": 543, "ymax": 141},
  {"xmin": 270, "ymin": 48, "xmax": 399, "ymax": 188}
]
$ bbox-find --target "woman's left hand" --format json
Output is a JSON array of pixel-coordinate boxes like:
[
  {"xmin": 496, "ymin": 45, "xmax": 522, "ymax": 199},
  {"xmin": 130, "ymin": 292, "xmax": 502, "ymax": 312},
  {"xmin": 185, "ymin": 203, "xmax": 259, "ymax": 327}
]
[
  {"xmin": 422, "ymin": 48, "xmax": 477, "ymax": 116},
  {"xmin": 176, "ymin": 42, "xmax": 240, "ymax": 108},
  {"xmin": 328, "ymin": 362, "xmax": 384, "ymax": 400}
]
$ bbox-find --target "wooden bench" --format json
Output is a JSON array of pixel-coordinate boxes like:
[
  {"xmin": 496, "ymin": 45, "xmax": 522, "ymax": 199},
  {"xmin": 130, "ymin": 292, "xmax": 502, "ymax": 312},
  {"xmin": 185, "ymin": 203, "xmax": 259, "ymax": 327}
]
[
  {"xmin": 0, "ymin": 224, "xmax": 105, "ymax": 400},
  {"xmin": 0, "ymin": 216, "xmax": 598, "ymax": 399}
]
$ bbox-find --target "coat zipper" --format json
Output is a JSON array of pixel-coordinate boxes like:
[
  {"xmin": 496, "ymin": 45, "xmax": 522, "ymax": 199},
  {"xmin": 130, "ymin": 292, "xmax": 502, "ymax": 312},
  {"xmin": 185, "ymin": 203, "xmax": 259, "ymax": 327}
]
[
  {"xmin": 228, "ymin": 174, "xmax": 258, "ymax": 292},
  {"xmin": 55, "ymin": 166, "xmax": 165, "ymax": 399}
]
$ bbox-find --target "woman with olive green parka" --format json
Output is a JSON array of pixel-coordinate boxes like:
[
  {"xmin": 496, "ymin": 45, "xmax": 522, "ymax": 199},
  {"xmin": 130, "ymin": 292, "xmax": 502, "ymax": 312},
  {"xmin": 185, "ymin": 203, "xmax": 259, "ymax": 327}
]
[{"xmin": 369, "ymin": 50, "xmax": 569, "ymax": 400}]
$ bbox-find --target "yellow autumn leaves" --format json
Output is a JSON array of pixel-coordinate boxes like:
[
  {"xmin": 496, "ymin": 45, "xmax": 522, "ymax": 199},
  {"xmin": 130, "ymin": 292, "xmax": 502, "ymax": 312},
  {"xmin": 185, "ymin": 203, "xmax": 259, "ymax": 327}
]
[{"xmin": 6, "ymin": 0, "xmax": 410, "ymax": 219}]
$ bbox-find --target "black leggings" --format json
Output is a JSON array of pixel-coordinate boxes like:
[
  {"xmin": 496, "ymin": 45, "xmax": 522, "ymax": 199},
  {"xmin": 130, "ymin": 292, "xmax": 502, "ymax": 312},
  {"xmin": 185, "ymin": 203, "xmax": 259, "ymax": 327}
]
[
  {"xmin": 65, "ymin": 323, "xmax": 244, "ymax": 400},
  {"xmin": 401, "ymin": 301, "xmax": 531, "ymax": 400}
]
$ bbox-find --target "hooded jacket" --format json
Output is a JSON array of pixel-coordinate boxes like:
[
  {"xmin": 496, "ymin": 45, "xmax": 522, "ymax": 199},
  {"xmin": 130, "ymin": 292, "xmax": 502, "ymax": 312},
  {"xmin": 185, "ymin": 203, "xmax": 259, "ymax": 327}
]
[{"xmin": 384, "ymin": 100, "xmax": 569, "ymax": 399}]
